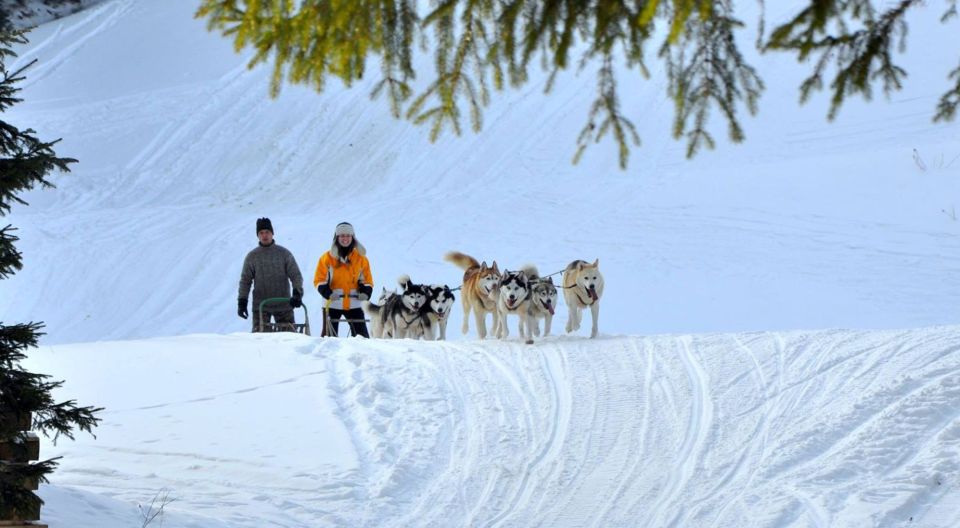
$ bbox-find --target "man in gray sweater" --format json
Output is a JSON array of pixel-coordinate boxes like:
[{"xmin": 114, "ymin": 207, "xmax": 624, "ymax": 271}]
[{"xmin": 238, "ymin": 217, "xmax": 305, "ymax": 332}]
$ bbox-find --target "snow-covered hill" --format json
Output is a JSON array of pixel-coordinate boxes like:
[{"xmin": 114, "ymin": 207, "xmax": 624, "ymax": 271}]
[{"xmin": 3, "ymin": 0, "xmax": 960, "ymax": 526}]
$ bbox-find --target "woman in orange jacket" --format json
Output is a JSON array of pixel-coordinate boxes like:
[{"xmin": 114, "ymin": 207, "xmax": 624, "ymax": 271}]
[{"xmin": 314, "ymin": 222, "xmax": 374, "ymax": 337}]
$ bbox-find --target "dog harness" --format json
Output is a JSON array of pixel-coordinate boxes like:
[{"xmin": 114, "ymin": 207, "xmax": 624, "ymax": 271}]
[{"xmin": 574, "ymin": 285, "xmax": 597, "ymax": 306}]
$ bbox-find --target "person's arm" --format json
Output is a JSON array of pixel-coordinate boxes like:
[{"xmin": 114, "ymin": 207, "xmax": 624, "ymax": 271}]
[
  {"xmin": 356, "ymin": 256, "xmax": 374, "ymax": 300},
  {"xmin": 238, "ymin": 253, "xmax": 254, "ymax": 318},
  {"xmin": 313, "ymin": 253, "xmax": 333, "ymax": 298},
  {"xmin": 286, "ymin": 250, "xmax": 305, "ymax": 300}
]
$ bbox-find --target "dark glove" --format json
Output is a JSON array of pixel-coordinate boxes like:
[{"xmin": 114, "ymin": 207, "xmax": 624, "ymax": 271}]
[
  {"xmin": 238, "ymin": 299, "xmax": 248, "ymax": 319},
  {"xmin": 357, "ymin": 281, "xmax": 373, "ymax": 301},
  {"xmin": 290, "ymin": 290, "xmax": 303, "ymax": 308},
  {"xmin": 317, "ymin": 283, "xmax": 332, "ymax": 299}
]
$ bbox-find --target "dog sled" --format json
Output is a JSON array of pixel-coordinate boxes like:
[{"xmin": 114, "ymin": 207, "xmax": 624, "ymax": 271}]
[
  {"xmin": 256, "ymin": 297, "xmax": 311, "ymax": 335},
  {"xmin": 321, "ymin": 294, "xmax": 371, "ymax": 337}
]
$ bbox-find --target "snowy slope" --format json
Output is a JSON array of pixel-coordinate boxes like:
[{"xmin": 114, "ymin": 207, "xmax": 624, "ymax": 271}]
[
  {"xmin": 25, "ymin": 328, "xmax": 960, "ymax": 527},
  {"xmin": 1, "ymin": 0, "xmax": 960, "ymax": 526},
  {"xmin": 1, "ymin": 0, "xmax": 958, "ymax": 343}
]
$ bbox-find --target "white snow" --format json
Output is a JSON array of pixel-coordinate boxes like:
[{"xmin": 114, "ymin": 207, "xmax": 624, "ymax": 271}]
[{"xmin": 2, "ymin": 0, "xmax": 960, "ymax": 526}]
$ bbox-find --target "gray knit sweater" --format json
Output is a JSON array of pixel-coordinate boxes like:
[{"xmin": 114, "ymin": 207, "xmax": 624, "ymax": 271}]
[{"xmin": 238, "ymin": 242, "xmax": 304, "ymax": 312}]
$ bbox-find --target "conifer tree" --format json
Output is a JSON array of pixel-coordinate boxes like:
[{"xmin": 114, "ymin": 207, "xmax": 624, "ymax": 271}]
[
  {"xmin": 0, "ymin": 26, "xmax": 101, "ymax": 521},
  {"xmin": 196, "ymin": 0, "xmax": 960, "ymax": 168}
]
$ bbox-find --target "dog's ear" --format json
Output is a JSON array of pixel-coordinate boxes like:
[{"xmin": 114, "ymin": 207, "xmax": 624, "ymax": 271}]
[
  {"xmin": 592, "ymin": 258, "xmax": 599, "ymax": 268},
  {"xmin": 480, "ymin": 261, "xmax": 487, "ymax": 271},
  {"xmin": 546, "ymin": 277, "xmax": 554, "ymax": 284},
  {"xmin": 492, "ymin": 261, "xmax": 499, "ymax": 273},
  {"xmin": 576, "ymin": 261, "xmax": 585, "ymax": 271}
]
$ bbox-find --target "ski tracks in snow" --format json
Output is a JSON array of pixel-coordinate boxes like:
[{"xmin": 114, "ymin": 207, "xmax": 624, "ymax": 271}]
[
  {"xmin": 44, "ymin": 329, "xmax": 960, "ymax": 527},
  {"xmin": 309, "ymin": 328, "xmax": 960, "ymax": 527}
]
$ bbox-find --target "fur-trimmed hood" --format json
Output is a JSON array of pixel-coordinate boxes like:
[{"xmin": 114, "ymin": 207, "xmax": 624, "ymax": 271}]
[{"xmin": 329, "ymin": 240, "xmax": 366, "ymax": 264}]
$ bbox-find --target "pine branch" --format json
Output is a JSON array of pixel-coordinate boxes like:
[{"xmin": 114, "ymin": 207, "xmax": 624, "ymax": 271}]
[
  {"xmin": 665, "ymin": 8, "xmax": 762, "ymax": 158},
  {"xmin": 934, "ymin": 60, "xmax": 960, "ymax": 123},
  {"xmin": 574, "ymin": 55, "xmax": 640, "ymax": 168},
  {"xmin": 765, "ymin": 0, "xmax": 919, "ymax": 120}
]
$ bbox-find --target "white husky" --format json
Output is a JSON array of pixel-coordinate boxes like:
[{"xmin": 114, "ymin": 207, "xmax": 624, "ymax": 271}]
[{"xmin": 562, "ymin": 259, "xmax": 604, "ymax": 338}]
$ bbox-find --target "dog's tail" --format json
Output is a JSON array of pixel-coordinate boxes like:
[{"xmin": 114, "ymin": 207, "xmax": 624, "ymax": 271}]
[
  {"xmin": 363, "ymin": 301, "xmax": 382, "ymax": 316},
  {"xmin": 444, "ymin": 251, "xmax": 479, "ymax": 270},
  {"xmin": 398, "ymin": 274, "xmax": 413, "ymax": 288},
  {"xmin": 520, "ymin": 264, "xmax": 540, "ymax": 280}
]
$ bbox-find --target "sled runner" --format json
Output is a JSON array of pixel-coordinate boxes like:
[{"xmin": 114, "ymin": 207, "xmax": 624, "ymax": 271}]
[{"xmin": 257, "ymin": 297, "xmax": 311, "ymax": 335}]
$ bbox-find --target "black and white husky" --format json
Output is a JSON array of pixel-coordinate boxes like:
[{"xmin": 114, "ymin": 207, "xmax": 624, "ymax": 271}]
[
  {"xmin": 519, "ymin": 265, "xmax": 557, "ymax": 338},
  {"xmin": 495, "ymin": 269, "xmax": 534, "ymax": 344},
  {"xmin": 369, "ymin": 276, "xmax": 429, "ymax": 339},
  {"xmin": 424, "ymin": 284, "xmax": 456, "ymax": 340}
]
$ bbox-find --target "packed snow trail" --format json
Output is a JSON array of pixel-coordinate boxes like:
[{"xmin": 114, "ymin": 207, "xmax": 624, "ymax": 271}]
[{"xmin": 29, "ymin": 327, "xmax": 960, "ymax": 527}]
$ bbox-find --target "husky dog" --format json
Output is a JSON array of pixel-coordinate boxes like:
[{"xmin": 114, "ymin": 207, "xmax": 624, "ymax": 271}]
[
  {"xmin": 424, "ymin": 284, "xmax": 456, "ymax": 340},
  {"xmin": 378, "ymin": 275, "xmax": 430, "ymax": 339},
  {"xmin": 364, "ymin": 287, "xmax": 396, "ymax": 338},
  {"xmin": 444, "ymin": 251, "xmax": 502, "ymax": 339},
  {"xmin": 518, "ymin": 265, "xmax": 557, "ymax": 338},
  {"xmin": 562, "ymin": 259, "xmax": 605, "ymax": 338},
  {"xmin": 495, "ymin": 269, "xmax": 534, "ymax": 344}
]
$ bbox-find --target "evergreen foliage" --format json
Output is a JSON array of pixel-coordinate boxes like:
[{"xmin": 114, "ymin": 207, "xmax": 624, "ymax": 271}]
[
  {"xmin": 0, "ymin": 26, "xmax": 101, "ymax": 519},
  {"xmin": 196, "ymin": 0, "xmax": 959, "ymax": 169}
]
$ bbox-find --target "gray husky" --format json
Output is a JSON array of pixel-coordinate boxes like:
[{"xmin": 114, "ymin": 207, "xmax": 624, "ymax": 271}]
[
  {"xmin": 364, "ymin": 287, "xmax": 396, "ymax": 338},
  {"xmin": 519, "ymin": 265, "xmax": 557, "ymax": 338}
]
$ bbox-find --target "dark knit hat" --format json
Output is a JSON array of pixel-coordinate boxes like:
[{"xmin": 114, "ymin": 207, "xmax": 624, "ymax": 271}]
[{"xmin": 256, "ymin": 217, "xmax": 273, "ymax": 234}]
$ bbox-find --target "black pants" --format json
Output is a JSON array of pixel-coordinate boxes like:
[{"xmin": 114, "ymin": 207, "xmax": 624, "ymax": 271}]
[
  {"xmin": 324, "ymin": 308, "xmax": 369, "ymax": 338},
  {"xmin": 252, "ymin": 309, "xmax": 295, "ymax": 332}
]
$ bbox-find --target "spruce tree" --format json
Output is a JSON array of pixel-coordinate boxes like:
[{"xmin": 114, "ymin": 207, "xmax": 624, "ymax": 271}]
[
  {"xmin": 196, "ymin": 0, "xmax": 960, "ymax": 169},
  {"xmin": 0, "ymin": 26, "xmax": 101, "ymax": 522}
]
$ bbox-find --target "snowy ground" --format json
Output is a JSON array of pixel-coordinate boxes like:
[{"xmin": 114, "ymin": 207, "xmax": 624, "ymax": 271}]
[
  {"xmin": 25, "ymin": 328, "xmax": 960, "ymax": 527},
  {"xmin": 3, "ymin": 0, "xmax": 960, "ymax": 526}
]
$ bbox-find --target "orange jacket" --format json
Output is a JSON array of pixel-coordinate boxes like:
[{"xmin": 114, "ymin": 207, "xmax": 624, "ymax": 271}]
[{"xmin": 313, "ymin": 246, "xmax": 373, "ymax": 311}]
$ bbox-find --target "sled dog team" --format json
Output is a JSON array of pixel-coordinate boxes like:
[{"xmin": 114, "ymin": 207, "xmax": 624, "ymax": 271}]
[{"xmin": 365, "ymin": 251, "xmax": 604, "ymax": 344}]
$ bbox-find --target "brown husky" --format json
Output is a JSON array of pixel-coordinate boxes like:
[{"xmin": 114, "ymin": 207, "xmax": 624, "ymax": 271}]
[
  {"xmin": 562, "ymin": 259, "xmax": 605, "ymax": 338},
  {"xmin": 444, "ymin": 251, "xmax": 502, "ymax": 339}
]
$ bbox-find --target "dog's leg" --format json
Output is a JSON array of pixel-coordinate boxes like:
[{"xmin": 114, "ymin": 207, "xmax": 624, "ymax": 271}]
[
  {"xmin": 439, "ymin": 318, "xmax": 447, "ymax": 340},
  {"xmin": 474, "ymin": 308, "xmax": 488, "ymax": 339},
  {"xmin": 462, "ymin": 297, "xmax": 472, "ymax": 335},
  {"xmin": 589, "ymin": 302, "xmax": 600, "ymax": 338},
  {"xmin": 543, "ymin": 313, "xmax": 552, "ymax": 337},
  {"xmin": 522, "ymin": 314, "xmax": 534, "ymax": 345}
]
